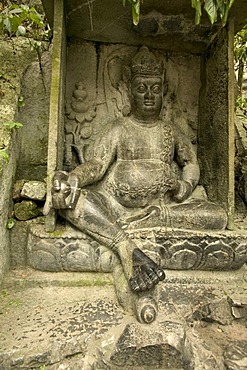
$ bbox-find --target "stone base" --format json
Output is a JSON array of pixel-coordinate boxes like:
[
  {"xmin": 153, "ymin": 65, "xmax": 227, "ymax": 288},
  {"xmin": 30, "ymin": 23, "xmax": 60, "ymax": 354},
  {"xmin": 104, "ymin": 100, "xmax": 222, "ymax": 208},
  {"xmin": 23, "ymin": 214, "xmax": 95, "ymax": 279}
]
[
  {"xmin": 1, "ymin": 268, "xmax": 247, "ymax": 369},
  {"xmin": 27, "ymin": 223, "xmax": 247, "ymax": 272}
]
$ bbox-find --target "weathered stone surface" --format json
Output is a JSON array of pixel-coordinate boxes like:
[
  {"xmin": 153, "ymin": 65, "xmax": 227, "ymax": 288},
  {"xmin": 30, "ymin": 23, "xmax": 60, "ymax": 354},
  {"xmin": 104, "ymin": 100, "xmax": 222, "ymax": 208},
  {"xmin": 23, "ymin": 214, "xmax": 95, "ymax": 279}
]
[
  {"xmin": 28, "ymin": 224, "xmax": 118, "ymax": 272},
  {"xmin": 42, "ymin": 0, "xmax": 247, "ymax": 54},
  {"xmin": 109, "ymin": 321, "xmax": 188, "ymax": 368},
  {"xmin": 0, "ymin": 274, "xmax": 122, "ymax": 370},
  {"xmin": 187, "ymin": 330, "xmax": 224, "ymax": 370},
  {"xmin": 27, "ymin": 224, "xmax": 247, "ymax": 272},
  {"xmin": 9, "ymin": 221, "xmax": 29, "ymax": 268},
  {"xmin": 0, "ymin": 268, "xmax": 247, "ymax": 369},
  {"xmin": 198, "ymin": 26, "xmax": 234, "ymax": 226},
  {"xmin": 21, "ymin": 180, "xmax": 46, "ymax": 201},
  {"xmin": 231, "ymin": 297, "xmax": 247, "ymax": 320},
  {"xmin": 12, "ymin": 179, "xmax": 27, "ymax": 201},
  {"xmin": 224, "ymin": 341, "xmax": 247, "ymax": 369},
  {"xmin": 16, "ymin": 49, "xmax": 51, "ymax": 181},
  {"xmin": 0, "ymin": 38, "xmax": 40, "ymax": 284},
  {"xmin": 14, "ymin": 200, "xmax": 41, "ymax": 221},
  {"xmin": 192, "ymin": 298, "xmax": 233, "ymax": 325}
]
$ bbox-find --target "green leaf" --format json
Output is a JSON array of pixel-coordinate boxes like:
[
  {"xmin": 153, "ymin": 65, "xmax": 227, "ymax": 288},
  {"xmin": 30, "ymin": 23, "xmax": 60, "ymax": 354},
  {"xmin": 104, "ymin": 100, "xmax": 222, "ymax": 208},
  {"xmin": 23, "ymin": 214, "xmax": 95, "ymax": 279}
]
[
  {"xmin": 3, "ymin": 17, "xmax": 12, "ymax": 33},
  {"xmin": 10, "ymin": 16, "xmax": 22, "ymax": 33},
  {"xmin": 1, "ymin": 290, "xmax": 9, "ymax": 298},
  {"xmin": 221, "ymin": 0, "xmax": 235, "ymax": 26},
  {"xmin": 9, "ymin": 8, "xmax": 22, "ymax": 14},
  {"xmin": 17, "ymin": 25, "xmax": 26, "ymax": 35},
  {"xmin": 29, "ymin": 12, "xmax": 44, "ymax": 28},
  {"xmin": 222, "ymin": 3, "xmax": 230, "ymax": 26},
  {"xmin": 215, "ymin": 0, "xmax": 225, "ymax": 17},
  {"xmin": 132, "ymin": 0, "xmax": 140, "ymax": 25},
  {"xmin": 6, "ymin": 218, "xmax": 15, "ymax": 229},
  {"xmin": 18, "ymin": 96, "xmax": 25, "ymax": 107},
  {"xmin": 0, "ymin": 150, "xmax": 9, "ymax": 162},
  {"xmin": 191, "ymin": 0, "xmax": 202, "ymax": 25},
  {"xmin": 20, "ymin": 4, "xmax": 29, "ymax": 11},
  {"xmin": 204, "ymin": 0, "xmax": 218, "ymax": 24},
  {"xmin": 2, "ymin": 121, "xmax": 23, "ymax": 129}
]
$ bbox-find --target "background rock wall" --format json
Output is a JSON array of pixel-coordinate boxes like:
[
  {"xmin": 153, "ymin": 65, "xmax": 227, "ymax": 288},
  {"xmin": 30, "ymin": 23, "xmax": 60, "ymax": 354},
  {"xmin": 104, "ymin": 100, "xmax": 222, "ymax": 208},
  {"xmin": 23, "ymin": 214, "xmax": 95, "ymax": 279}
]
[{"xmin": 0, "ymin": 38, "xmax": 46, "ymax": 284}]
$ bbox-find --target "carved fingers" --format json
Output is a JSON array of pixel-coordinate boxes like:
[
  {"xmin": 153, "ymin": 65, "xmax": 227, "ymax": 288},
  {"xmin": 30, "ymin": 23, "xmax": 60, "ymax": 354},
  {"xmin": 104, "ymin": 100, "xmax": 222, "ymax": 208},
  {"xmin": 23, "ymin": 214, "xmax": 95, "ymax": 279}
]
[{"xmin": 52, "ymin": 171, "xmax": 80, "ymax": 209}]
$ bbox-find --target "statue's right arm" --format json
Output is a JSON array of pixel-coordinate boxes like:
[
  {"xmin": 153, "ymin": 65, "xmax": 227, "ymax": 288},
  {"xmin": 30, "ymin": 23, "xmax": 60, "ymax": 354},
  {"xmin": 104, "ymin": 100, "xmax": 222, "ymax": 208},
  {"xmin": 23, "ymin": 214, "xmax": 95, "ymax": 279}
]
[
  {"xmin": 70, "ymin": 123, "xmax": 119, "ymax": 188},
  {"xmin": 51, "ymin": 123, "xmax": 119, "ymax": 209}
]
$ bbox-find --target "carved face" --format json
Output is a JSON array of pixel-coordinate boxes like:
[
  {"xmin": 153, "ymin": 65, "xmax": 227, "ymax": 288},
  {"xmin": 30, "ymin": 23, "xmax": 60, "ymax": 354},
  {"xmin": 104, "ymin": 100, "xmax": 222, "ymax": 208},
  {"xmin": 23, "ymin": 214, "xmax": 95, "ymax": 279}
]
[{"xmin": 131, "ymin": 76, "xmax": 163, "ymax": 122}]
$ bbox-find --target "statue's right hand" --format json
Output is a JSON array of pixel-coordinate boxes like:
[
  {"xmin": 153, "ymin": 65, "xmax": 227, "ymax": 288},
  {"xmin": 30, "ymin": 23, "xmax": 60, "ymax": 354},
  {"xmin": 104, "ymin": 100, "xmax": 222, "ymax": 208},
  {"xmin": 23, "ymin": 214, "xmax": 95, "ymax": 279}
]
[{"xmin": 52, "ymin": 171, "xmax": 72, "ymax": 209}]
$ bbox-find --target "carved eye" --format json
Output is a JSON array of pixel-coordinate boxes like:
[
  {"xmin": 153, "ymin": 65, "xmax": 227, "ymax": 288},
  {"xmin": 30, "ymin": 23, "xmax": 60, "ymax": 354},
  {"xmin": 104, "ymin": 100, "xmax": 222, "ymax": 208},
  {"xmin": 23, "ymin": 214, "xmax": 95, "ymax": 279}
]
[
  {"xmin": 136, "ymin": 85, "xmax": 146, "ymax": 93},
  {"xmin": 152, "ymin": 84, "xmax": 161, "ymax": 94}
]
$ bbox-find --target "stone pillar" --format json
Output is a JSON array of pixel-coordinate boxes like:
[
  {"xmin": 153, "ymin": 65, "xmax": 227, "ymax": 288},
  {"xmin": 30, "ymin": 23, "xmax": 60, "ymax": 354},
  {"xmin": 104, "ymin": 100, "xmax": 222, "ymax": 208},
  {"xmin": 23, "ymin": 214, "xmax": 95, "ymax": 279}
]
[
  {"xmin": 198, "ymin": 21, "xmax": 235, "ymax": 229},
  {"xmin": 43, "ymin": 0, "xmax": 66, "ymax": 231}
]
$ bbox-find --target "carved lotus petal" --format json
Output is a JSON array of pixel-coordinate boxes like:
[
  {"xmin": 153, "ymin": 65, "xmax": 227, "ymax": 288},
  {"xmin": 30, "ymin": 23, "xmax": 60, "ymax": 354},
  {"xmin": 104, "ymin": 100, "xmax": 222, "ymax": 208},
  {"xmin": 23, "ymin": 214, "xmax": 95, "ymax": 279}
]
[
  {"xmin": 85, "ymin": 112, "xmax": 95, "ymax": 122},
  {"xmin": 75, "ymin": 113, "xmax": 85, "ymax": 123},
  {"xmin": 67, "ymin": 111, "xmax": 76, "ymax": 120},
  {"xmin": 72, "ymin": 101, "xmax": 89, "ymax": 113}
]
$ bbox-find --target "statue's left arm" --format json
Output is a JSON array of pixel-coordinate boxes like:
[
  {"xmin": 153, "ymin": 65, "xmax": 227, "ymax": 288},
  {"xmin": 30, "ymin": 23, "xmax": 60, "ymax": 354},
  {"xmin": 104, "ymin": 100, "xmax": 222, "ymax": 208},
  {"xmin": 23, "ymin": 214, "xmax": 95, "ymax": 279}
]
[{"xmin": 173, "ymin": 127, "xmax": 200, "ymax": 202}]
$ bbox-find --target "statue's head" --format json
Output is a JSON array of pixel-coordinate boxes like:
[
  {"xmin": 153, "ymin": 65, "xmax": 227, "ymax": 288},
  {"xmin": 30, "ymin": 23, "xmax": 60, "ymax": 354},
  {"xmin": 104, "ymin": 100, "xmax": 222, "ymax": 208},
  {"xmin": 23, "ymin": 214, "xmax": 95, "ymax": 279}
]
[{"xmin": 130, "ymin": 47, "xmax": 164, "ymax": 122}]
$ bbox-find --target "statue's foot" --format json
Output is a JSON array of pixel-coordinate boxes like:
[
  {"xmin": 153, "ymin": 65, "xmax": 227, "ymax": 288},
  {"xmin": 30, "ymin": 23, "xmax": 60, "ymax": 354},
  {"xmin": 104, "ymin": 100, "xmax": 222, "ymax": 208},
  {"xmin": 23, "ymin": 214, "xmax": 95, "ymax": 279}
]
[
  {"xmin": 129, "ymin": 248, "xmax": 165, "ymax": 293},
  {"xmin": 135, "ymin": 296, "xmax": 158, "ymax": 324}
]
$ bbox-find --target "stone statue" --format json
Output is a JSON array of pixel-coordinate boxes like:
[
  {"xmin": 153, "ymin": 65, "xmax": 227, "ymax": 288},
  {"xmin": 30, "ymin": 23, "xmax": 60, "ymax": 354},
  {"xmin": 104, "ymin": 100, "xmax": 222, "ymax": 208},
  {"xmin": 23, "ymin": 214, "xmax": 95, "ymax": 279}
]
[{"xmin": 51, "ymin": 46, "xmax": 227, "ymax": 323}]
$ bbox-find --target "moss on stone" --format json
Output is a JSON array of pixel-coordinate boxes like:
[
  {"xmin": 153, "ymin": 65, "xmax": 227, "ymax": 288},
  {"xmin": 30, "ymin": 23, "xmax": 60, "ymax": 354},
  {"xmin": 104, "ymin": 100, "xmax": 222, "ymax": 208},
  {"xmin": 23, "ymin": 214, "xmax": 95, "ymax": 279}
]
[{"xmin": 47, "ymin": 229, "xmax": 65, "ymax": 238}]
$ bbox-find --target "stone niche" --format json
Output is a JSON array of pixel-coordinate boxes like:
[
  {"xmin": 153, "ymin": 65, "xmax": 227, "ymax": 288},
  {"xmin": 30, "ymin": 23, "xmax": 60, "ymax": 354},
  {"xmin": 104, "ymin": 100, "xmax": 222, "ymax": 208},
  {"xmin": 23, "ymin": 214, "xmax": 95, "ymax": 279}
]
[{"xmin": 27, "ymin": 0, "xmax": 247, "ymax": 274}]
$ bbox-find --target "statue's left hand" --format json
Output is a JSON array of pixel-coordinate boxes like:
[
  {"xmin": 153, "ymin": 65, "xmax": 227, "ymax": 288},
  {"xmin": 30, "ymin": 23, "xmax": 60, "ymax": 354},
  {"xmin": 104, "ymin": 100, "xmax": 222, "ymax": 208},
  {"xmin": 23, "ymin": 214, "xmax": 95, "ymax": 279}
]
[
  {"xmin": 173, "ymin": 180, "xmax": 192, "ymax": 203},
  {"xmin": 52, "ymin": 171, "xmax": 80, "ymax": 209}
]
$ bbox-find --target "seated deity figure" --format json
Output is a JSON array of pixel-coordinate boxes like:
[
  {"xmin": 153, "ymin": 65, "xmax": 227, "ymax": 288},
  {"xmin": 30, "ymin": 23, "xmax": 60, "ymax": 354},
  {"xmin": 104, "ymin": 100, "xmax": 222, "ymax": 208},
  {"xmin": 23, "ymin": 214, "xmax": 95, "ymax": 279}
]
[{"xmin": 52, "ymin": 46, "xmax": 227, "ymax": 323}]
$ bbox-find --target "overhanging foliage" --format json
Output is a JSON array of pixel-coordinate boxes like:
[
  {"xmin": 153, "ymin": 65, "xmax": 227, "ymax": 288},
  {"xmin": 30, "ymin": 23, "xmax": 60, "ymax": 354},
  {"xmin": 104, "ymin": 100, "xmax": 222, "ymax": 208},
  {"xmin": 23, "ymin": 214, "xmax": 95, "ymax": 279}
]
[{"xmin": 123, "ymin": 0, "xmax": 236, "ymax": 26}]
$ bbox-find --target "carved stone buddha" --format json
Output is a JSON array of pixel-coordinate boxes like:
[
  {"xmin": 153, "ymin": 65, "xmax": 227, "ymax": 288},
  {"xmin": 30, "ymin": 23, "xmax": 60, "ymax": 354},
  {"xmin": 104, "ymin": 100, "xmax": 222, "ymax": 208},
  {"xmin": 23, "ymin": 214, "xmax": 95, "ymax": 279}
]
[{"xmin": 50, "ymin": 46, "xmax": 228, "ymax": 323}]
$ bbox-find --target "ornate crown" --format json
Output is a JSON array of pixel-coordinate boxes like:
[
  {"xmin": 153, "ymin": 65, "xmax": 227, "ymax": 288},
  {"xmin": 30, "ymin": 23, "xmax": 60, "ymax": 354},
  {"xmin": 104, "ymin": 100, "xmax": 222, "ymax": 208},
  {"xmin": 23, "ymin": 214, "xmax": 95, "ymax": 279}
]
[{"xmin": 131, "ymin": 46, "xmax": 163, "ymax": 79}]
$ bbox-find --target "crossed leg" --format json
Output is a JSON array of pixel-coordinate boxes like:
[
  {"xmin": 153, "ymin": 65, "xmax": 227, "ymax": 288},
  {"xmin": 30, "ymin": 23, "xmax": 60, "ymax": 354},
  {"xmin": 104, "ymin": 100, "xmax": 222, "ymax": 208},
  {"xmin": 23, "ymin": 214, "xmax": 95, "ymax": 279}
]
[{"xmin": 60, "ymin": 189, "xmax": 165, "ymax": 321}]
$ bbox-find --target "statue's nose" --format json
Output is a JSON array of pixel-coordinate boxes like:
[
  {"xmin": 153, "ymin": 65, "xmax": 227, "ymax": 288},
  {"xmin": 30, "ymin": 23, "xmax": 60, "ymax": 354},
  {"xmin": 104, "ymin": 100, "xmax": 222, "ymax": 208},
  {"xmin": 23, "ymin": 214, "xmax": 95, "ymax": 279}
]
[{"xmin": 144, "ymin": 87, "xmax": 154, "ymax": 99}]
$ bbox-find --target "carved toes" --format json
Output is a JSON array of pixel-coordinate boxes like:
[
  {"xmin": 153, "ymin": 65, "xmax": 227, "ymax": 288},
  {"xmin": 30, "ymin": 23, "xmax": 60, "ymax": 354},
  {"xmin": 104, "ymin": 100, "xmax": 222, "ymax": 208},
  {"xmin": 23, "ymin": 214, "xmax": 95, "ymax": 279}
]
[
  {"xmin": 129, "ymin": 247, "xmax": 166, "ymax": 292},
  {"xmin": 129, "ymin": 267, "xmax": 165, "ymax": 293},
  {"xmin": 156, "ymin": 268, "xmax": 166, "ymax": 281}
]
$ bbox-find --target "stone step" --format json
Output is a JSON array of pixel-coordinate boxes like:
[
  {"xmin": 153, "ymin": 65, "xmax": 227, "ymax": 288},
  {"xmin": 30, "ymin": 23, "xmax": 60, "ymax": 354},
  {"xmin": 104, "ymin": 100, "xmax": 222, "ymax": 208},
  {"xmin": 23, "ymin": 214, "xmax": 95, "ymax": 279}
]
[
  {"xmin": 0, "ymin": 267, "xmax": 247, "ymax": 369},
  {"xmin": 0, "ymin": 269, "xmax": 120, "ymax": 370}
]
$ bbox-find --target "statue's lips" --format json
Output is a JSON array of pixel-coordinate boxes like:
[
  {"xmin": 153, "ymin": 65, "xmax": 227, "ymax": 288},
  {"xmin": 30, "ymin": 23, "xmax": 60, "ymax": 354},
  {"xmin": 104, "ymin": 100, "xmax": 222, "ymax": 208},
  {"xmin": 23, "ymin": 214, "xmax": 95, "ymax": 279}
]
[{"xmin": 144, "ymin": 101, "xmax": 155, "ymax": 106}]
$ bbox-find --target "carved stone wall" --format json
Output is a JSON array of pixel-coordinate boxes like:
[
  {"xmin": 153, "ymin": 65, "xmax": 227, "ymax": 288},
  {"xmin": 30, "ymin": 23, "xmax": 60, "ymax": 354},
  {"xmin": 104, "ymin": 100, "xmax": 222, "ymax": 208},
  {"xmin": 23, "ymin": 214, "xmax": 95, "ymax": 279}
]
[
  {"xmin": 16, "ymin": 49, "xmax": 51, "ymax": 181},
  {"xmin": 0, "ymin": 38, "xmax": 41, "ymax": 284},
  {"xmin": 198, "ymin": 25, "xmax": 235, "ymax": 226}
]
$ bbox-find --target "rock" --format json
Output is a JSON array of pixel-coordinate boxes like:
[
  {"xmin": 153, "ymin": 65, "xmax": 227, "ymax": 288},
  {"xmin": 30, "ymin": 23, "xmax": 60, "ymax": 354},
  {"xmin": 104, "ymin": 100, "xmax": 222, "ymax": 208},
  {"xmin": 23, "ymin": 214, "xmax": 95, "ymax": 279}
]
[
  {"xmin": 231, "ymin": 297, "xmax": 247, "ymax": 320},
  {"xmin": 101, "ymin": 321, "xmax": 189, "ymax": 368},
  {"xmin": 21, "ymin": 180, "xmax": 46, "ymax": 201},
  {"xmin": 187, "ymin": 329, "xmax": 224, "ymax": 370},
  {"xmin": 12, "ymin": 179, "xmax": 27, "ymax": 201},
  {"xmin": 224, "ymin": 340, "xmax": 247, "ymax": 369},
  {"xmin": 14, "ymin": 200, "xmax": 41, "ymax": 220},
  {"xmin": 192, "ymin": 298, "xmax": 233, "ymax": 325}
]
